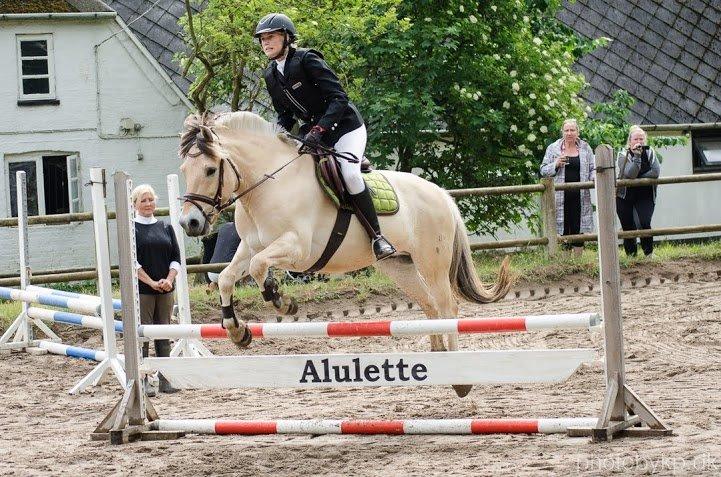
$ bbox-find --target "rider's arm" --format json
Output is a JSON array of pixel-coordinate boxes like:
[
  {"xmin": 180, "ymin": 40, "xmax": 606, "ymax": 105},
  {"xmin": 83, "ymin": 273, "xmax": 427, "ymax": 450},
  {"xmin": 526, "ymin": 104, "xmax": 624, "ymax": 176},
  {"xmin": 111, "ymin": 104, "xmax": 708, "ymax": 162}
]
[{"xmin": 302, "ymin": 50, "xmax": 349, "ymax": 132}]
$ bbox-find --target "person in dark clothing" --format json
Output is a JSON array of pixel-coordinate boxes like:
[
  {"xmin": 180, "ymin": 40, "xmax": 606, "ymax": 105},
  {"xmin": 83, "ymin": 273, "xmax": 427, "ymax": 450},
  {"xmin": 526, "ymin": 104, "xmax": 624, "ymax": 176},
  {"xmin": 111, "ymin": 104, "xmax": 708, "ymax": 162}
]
[
  {"xmin": 254, "ymin": 12, "xmax": 395, "ymax": 261},
  {"xmin": 539, "ymin": 119, "xmax": 596, "ymax": 257},
  {"xmin": 207, "ymin": 222, "xmax": 241, "ymax": 284},
  {"xmin": 616, "ymin": 125, "xmax": 660, "ymax": 257},
  {"xmin": 131, "ymin": 184, "xmax": 180, "ymax": 395}
]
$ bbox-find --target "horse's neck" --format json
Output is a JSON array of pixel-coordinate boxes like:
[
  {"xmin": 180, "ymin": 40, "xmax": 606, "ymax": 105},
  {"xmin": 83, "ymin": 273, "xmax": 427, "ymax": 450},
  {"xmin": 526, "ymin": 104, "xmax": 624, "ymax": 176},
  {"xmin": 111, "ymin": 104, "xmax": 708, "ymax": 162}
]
[{"xmin": 232, "ymin": 145, "xmax": 318, "ymax": 206}]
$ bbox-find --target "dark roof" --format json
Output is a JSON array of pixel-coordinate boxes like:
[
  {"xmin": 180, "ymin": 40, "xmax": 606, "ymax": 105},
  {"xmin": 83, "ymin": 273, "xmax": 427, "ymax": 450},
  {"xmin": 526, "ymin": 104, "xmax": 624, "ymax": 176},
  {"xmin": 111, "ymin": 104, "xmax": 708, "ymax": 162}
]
[
  {"xmin": 559, "ymin": 0, "xmax": 721, "ymax": 125},
  {"xmin": 0, "ymin": 0, "xmax": 113, "ymax": 13},
  {"xmin": 104, "ymin": 0, "xmax": 199, "ymax": 94}
]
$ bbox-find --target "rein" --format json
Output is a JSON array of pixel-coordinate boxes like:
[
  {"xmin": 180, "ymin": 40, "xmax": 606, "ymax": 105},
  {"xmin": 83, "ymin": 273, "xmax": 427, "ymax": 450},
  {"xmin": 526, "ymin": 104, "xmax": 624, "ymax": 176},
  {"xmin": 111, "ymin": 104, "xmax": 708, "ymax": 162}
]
[{"xmin": 182, "ymin": 131, "xmax": 352, "ymax": 222}]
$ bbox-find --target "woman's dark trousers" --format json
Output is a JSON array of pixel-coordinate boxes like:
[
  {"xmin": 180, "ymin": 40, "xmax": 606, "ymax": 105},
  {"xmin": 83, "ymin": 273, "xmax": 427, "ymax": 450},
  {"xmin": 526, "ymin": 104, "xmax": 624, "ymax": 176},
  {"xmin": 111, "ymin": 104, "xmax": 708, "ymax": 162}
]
[{"xmin": 616, "ymin": 193, "xmax": 655, "ymax": 256}]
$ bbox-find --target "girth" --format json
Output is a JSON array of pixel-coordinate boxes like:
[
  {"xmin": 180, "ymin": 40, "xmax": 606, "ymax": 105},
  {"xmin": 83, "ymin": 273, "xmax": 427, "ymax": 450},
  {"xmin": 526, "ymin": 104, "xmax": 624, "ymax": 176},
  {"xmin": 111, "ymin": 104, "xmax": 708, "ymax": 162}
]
[{"xmin": 302, "ymin": 154, "xmax": 373, "ymax": 273}]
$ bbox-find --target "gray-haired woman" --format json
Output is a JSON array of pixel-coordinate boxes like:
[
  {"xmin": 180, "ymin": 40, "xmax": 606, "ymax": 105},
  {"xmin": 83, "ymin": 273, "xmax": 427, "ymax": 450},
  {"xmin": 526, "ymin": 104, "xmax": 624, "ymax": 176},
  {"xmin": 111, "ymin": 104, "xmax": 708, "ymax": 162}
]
[{"xmin": 540, "ymin": 119, "xmax": 596, "ymax": 256}]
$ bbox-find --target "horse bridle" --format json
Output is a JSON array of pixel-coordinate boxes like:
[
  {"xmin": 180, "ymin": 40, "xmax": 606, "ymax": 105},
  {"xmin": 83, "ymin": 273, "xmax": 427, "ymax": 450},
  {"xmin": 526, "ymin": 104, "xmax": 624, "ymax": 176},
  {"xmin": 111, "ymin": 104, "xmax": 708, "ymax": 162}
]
[
  {"xmin": 181, "ymin": 131, "xmax": 357, "ymax": 223},
  {"xmin": 181, "ymin": 155, "xmax": 244, "ymax": 224}
]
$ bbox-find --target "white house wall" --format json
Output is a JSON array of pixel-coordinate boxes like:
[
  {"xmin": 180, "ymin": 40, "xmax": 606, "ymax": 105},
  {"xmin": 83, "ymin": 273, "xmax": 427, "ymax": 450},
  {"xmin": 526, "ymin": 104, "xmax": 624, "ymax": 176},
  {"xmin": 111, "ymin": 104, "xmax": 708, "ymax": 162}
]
[
  {"xmin": 0, "ymin": 17, "xmax": 200, "ymax": 275},
  {"xmin": 651, "ymin": 138, "xmax": 721, "ymax": 236}
]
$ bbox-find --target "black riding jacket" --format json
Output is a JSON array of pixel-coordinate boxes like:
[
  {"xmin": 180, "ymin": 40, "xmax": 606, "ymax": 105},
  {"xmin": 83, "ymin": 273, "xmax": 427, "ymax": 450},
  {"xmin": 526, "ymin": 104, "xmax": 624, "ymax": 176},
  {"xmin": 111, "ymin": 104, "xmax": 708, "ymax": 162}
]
[{"xmin": 263, "ymin": 47, "xmax": 363, "ymax": 146}]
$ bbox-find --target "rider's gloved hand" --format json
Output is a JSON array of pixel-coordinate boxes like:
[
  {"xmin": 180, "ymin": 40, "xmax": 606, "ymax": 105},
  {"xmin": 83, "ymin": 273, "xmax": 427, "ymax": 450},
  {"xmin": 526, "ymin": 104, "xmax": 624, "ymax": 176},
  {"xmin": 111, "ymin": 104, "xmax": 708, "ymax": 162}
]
[{"xmin": 303, "ymin": 125, "xmax": 326, "ymax": 147}]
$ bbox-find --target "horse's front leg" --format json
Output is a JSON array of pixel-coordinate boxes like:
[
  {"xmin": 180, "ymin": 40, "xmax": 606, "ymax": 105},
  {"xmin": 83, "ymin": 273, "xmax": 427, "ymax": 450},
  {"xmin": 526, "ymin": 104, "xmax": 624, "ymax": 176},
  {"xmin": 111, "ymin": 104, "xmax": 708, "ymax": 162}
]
[
  {"xmin": 218, "ymin": 240, "xmax": 253, "ymax": 348},
  {"xmin": 248, "ymin": 231, "xmax": 307, "ymax": 316}
]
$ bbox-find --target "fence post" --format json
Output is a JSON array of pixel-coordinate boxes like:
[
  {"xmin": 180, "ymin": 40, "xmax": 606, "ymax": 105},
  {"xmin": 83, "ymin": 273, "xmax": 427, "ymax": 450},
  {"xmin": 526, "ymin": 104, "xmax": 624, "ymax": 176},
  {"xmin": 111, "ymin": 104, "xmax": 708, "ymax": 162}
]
[{"xmin": 540, "ymin": 177, "xmax": 557, "ymax": 256}]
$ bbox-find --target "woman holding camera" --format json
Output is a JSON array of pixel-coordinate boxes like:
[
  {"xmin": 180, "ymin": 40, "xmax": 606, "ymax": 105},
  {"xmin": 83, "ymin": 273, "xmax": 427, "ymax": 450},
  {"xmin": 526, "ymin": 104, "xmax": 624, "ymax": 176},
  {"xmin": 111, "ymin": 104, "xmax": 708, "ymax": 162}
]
[
  {"xmin": 540, "ymin": 119, "xmax": 596, "ymax": 257},
  {"xmin": 616, "ymin": 125, "xmax": 660, "ymax": 257}
]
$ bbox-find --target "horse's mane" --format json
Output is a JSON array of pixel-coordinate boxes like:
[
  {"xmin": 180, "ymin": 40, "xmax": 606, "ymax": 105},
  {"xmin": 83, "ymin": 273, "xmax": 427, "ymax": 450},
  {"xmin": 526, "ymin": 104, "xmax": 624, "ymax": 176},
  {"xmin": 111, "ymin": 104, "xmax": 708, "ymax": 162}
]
[{"xmin": 179, "ymin": 111, "xmax": 295, "ymax": 161}]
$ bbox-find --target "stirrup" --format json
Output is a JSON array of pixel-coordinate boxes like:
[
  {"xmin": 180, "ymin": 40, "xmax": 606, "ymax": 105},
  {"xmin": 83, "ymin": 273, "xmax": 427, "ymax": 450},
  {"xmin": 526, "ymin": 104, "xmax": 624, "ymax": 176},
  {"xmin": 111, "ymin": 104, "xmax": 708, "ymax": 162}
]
[{"xmin": 372, "ymin": 236, "xmax": 396, "ymax": 261}]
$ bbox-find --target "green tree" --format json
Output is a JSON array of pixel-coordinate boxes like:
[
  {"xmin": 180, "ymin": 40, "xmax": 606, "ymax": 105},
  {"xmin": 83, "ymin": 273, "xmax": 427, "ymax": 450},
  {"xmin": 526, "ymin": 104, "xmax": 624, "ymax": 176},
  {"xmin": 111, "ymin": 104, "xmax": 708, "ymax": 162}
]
[
  {"xmin": 177, "ymin": 0, "xmax": 401, "ymax": 113},
  {"xmin": 351, "ymin": 0, "xmax": 597, "ymax": 233}
]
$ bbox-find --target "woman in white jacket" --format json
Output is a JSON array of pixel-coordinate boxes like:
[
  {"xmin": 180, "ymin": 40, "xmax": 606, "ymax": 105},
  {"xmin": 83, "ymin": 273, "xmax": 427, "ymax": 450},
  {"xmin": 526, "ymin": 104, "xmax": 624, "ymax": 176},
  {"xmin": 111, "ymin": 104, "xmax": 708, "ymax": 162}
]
[{"xmin": 540, "ymin": 119, "xmax": 596, "ymax": 256}]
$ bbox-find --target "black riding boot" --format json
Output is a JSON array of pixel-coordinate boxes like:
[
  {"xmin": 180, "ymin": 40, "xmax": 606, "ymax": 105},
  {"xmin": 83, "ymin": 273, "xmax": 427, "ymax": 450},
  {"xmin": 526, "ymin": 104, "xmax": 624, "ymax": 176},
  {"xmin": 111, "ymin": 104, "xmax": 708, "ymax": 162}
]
[
  {"xmin": 349, "ymin": 186, "xmax": 396, "ymax": 260},
  {"xmin": 155, "ymin": 339, "xmax": 179, "ymax": 394}
]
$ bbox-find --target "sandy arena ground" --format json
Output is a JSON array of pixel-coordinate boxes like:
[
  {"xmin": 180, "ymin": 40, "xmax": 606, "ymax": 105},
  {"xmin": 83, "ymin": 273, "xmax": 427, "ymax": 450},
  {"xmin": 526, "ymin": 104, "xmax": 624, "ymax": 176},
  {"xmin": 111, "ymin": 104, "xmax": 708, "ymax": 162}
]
[{"xmin": 1, "ymin": 260, "xmax": 720, "ymax": 476}]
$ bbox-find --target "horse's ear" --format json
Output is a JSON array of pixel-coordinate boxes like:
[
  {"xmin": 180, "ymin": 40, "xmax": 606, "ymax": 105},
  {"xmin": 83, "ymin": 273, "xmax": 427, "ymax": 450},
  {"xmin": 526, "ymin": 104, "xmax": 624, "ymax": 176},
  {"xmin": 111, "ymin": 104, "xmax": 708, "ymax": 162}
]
[{"xmin": 198, "ymin": 125, "xmax": 214, "ymax": 144}]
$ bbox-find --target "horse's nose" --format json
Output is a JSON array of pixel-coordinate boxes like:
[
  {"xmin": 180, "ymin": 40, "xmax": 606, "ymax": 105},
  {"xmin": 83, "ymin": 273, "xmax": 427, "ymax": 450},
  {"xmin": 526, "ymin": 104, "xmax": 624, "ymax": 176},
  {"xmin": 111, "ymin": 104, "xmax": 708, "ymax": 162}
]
[{"xmin": 178, "ymin": 213, "xmax": 199, "ymax": 235}]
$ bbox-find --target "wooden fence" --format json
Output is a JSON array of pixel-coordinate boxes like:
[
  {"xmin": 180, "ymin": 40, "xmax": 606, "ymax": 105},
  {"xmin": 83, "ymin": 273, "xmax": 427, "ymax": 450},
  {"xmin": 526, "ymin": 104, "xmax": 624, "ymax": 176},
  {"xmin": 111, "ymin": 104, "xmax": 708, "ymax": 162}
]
[{"xmin": 1, "ymin": 171, "xmax": 720, "ymax": 286}]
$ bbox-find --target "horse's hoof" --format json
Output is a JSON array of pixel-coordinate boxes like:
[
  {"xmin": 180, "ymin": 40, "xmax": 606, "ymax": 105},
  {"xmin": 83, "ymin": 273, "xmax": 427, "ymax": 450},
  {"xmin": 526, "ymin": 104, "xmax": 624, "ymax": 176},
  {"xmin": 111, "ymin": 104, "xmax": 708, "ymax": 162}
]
[
  {"xmin": 285, "ymin": 297, "xmax": 298, "ymax": 315},
  {"xmin": 452, "ymin": 384, "xmax": 473, "ymax": 398},
  {"xmin": 274, "ymin": 296, "xmax": 298, "ymax": 315},
  {"xmin": 226, "ymin": 322, "xmax": 252, "ymax": 349}
]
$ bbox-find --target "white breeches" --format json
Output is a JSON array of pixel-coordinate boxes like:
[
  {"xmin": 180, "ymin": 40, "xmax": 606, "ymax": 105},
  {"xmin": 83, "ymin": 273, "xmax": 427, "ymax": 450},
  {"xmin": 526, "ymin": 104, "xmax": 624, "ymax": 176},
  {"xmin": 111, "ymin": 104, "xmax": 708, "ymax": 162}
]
[{"xmin": 334, "ymin": 124, "xmax": 367, "ymax": 195}]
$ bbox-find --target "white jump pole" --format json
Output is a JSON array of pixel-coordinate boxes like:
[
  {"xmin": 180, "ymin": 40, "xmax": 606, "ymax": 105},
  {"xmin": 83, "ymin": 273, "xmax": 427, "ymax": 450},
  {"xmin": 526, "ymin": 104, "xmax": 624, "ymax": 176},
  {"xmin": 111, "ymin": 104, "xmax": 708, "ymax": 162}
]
[
  {"xmin": 67, "ymin": 168, "xmax": 127, "ymax": 394},
  {"xmin": 167, "ymin": 174, "xmax": 212, "ymax": 357},
  {"xmin": 0, "ymin": 171, "xmax": 60, "ymax": 351},
  {"xmin": 152, "ymin": 417, "xmax": 598, "ymax": 436},
  {"xmin": 136, "ymin": 313, "xmax": 601, "ymax": 340}
]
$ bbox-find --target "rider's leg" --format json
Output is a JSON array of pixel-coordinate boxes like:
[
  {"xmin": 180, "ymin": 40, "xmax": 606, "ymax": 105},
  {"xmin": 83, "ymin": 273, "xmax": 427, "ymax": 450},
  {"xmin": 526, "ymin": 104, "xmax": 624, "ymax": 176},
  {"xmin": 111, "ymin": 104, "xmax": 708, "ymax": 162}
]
[{"xmin": 334, "ymin": 125, "xmax": 396, "ymax": 260}]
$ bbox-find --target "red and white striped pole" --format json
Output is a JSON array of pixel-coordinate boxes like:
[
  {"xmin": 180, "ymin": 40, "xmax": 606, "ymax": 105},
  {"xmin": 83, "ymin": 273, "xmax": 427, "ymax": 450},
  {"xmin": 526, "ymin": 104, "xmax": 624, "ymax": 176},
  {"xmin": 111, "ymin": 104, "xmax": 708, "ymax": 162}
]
[
  {"xmin": 151, "ymin": 417, "xmax": 597, "ymax": 435},
  {"xmin": 137, "ymin": 313, "xmax": 600, "ymax": 340}
]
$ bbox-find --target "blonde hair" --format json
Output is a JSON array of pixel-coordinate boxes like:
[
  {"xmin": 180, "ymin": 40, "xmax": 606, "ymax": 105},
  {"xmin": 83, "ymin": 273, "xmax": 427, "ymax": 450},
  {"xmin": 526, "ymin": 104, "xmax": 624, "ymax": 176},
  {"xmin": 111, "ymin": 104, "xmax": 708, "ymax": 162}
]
[
  {"xmin": 130, "ymin": 184, "xmax": 157, "ymax": 208},
  {"xmin": 626, "ymin": 125, "xmax": 647, "ymax": 148},
  {"xmin": 561, "ymin": 118, "xmax": 579, "ymax": 134}
]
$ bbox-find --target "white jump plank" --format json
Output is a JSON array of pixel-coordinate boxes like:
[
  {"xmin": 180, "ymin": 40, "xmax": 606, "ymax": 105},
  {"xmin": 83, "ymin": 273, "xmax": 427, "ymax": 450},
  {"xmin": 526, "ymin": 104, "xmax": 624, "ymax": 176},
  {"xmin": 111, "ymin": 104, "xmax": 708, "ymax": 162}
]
[{"xmin": 143, "ymin": 349, "xmax": 595, "ymax": 390}]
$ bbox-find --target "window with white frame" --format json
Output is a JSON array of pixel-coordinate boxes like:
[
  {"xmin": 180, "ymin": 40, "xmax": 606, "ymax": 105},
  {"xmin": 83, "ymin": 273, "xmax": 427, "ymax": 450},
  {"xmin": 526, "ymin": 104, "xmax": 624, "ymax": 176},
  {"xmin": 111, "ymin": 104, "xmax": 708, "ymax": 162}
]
[
  {"xmin": 6, "ymin": 154, "xmax": 81, "ymax": 217},
  {"xmin": 692, "ymin": 130, "xmax": 721, "ymax": 174},
  {"xmin": 16, "ymin": 34, "xmax": 56, "ymax": 100}
]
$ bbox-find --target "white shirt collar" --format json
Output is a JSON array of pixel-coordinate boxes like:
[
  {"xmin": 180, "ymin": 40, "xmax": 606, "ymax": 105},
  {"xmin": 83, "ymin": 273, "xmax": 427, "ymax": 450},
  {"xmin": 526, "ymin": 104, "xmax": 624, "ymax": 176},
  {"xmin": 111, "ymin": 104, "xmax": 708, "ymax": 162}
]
[
  {"xmin": 134, "ymin": 215, "xmax": 158, "ymax": 225},
  {"xmin": 276, "ymin": 58, "xmax": 286, "ymax": 75}
]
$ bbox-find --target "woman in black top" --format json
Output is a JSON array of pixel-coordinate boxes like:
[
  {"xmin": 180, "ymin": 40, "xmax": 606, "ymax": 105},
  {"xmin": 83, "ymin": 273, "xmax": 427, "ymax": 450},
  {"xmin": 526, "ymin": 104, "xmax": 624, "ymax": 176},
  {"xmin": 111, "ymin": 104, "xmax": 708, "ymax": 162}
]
[
  {"xmin": 131, "ymin": 184, "xmax": 180, "ymax": 395},
  {"xmin": 616, "ymin": 126, "xmax": 661, "ymax": 256},
  {"xmin": 539, "ymin": 119, "xmax": 596, "ymax": 257},
  {"xmin": 254, "ymin": 13, "xmax": 395, "ymax": 261}
]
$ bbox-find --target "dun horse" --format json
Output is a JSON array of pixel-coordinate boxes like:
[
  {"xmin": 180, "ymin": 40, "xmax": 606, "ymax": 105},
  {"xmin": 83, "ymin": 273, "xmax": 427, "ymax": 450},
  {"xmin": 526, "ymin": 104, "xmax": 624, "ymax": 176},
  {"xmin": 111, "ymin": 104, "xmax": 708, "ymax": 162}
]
[{"xmin": 178, "ymin": 111, "xmax": 512, "ymax": 397}]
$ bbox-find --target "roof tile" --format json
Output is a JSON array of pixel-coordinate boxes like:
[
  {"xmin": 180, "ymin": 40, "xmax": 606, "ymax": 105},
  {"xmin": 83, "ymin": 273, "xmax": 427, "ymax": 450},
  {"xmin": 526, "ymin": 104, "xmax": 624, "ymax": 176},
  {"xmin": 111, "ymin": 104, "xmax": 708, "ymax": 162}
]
[
  {"xmin": 654, "ymin": 6, "xmax": 676, "ymax": 26},
  {"xmin": 559, "ymin": 0, "xmax": 719, "ymax": 123},
  {"xmin": 697, "ymin": 61, "xmax": 719, "ymax": 83}
]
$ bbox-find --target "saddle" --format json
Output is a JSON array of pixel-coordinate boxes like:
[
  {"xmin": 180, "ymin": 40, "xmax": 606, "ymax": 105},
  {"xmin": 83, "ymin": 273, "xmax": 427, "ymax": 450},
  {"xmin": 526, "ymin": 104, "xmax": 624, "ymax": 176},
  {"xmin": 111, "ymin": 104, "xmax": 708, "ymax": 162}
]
[
  {"xmin": 314, "ymin": 155, "xmax": 399, "ymax": 215},
  {"xmin": 303, "ymin": 154, "xmax": 399, "ymax": 273}
]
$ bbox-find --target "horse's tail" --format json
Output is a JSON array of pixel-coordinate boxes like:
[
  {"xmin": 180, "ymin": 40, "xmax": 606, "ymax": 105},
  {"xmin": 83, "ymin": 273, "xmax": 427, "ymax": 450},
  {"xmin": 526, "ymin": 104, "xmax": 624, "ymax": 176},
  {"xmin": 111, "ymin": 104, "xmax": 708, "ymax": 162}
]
[{"xmin": 446, "ymin": 193, "xmax": 513, "ymax": 303}]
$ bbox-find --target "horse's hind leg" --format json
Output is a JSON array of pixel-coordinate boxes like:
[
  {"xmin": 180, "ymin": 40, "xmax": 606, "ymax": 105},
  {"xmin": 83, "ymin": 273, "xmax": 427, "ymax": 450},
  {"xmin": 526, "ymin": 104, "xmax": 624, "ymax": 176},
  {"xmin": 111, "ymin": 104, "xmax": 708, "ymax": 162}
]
[
  {"xmin": 373, "ymin": 257, "xmax": 445, "ymax": 352},
  {"xmin": 413, "ymin": 251, "xmax": 472, "ymax": 398}
]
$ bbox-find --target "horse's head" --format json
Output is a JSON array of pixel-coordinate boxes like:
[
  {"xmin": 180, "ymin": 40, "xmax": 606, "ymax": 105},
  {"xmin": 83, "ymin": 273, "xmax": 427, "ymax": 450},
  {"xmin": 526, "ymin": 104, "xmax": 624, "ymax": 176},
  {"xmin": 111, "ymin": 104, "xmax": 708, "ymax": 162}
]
[
  {"xmin": 177, "ymin": 112, "xmax": 240, "ymax": 236},
  {"xmin": 178, "ymin": 111, "xmax": 298, "ymax": 236}
]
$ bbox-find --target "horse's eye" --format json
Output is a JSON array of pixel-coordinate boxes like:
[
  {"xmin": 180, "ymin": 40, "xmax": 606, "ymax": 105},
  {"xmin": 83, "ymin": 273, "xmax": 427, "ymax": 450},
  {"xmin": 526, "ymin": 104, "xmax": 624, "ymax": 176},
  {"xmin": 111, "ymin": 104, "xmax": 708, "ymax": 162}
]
[{"xmin": 206, "ymin": 167, "xmax": 217, "ymax": 177}]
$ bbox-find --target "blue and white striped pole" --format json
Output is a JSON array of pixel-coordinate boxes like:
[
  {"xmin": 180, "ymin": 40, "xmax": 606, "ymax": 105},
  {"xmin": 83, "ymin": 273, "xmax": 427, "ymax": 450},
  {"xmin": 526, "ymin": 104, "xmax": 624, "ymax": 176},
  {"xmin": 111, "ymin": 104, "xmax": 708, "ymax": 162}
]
[
  {"xmin": 26, "ymin": 285, "xmax": 121, "ymax": 311},
  {"xmin": 0, "ymin": 287, "xmax": 101, "ymax": 316},
  {"xmin": 37, "ymin": 340, "xmax": 107, "ymax": 362},
  {"xmin": 26, "ymin": 307, "xmax": 123, "ymax": 333}
]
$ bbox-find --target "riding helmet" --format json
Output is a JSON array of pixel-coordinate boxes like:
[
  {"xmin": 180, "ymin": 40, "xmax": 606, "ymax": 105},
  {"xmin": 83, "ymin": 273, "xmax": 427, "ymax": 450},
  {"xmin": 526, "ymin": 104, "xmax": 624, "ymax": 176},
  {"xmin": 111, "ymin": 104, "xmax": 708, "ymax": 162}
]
[{"xmin": 254, "ymin": 13, "xmax": 297, "ymax": 41}]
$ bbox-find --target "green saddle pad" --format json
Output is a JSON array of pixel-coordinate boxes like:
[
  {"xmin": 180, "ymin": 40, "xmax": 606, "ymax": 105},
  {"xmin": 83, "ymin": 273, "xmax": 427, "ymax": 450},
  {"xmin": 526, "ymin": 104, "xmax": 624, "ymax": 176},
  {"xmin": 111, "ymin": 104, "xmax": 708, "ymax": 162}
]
[{"xmin": 316, "ymin": 163, "xmax": 399, "ymax": 215}]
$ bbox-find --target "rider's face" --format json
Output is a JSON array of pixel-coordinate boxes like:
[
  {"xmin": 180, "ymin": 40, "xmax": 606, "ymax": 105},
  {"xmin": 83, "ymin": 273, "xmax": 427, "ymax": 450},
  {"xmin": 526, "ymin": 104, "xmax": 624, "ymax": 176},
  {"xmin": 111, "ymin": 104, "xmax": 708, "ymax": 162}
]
[{"xmin": 259, "ymin": 31, "xmax": 286, "ymax": 59}]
